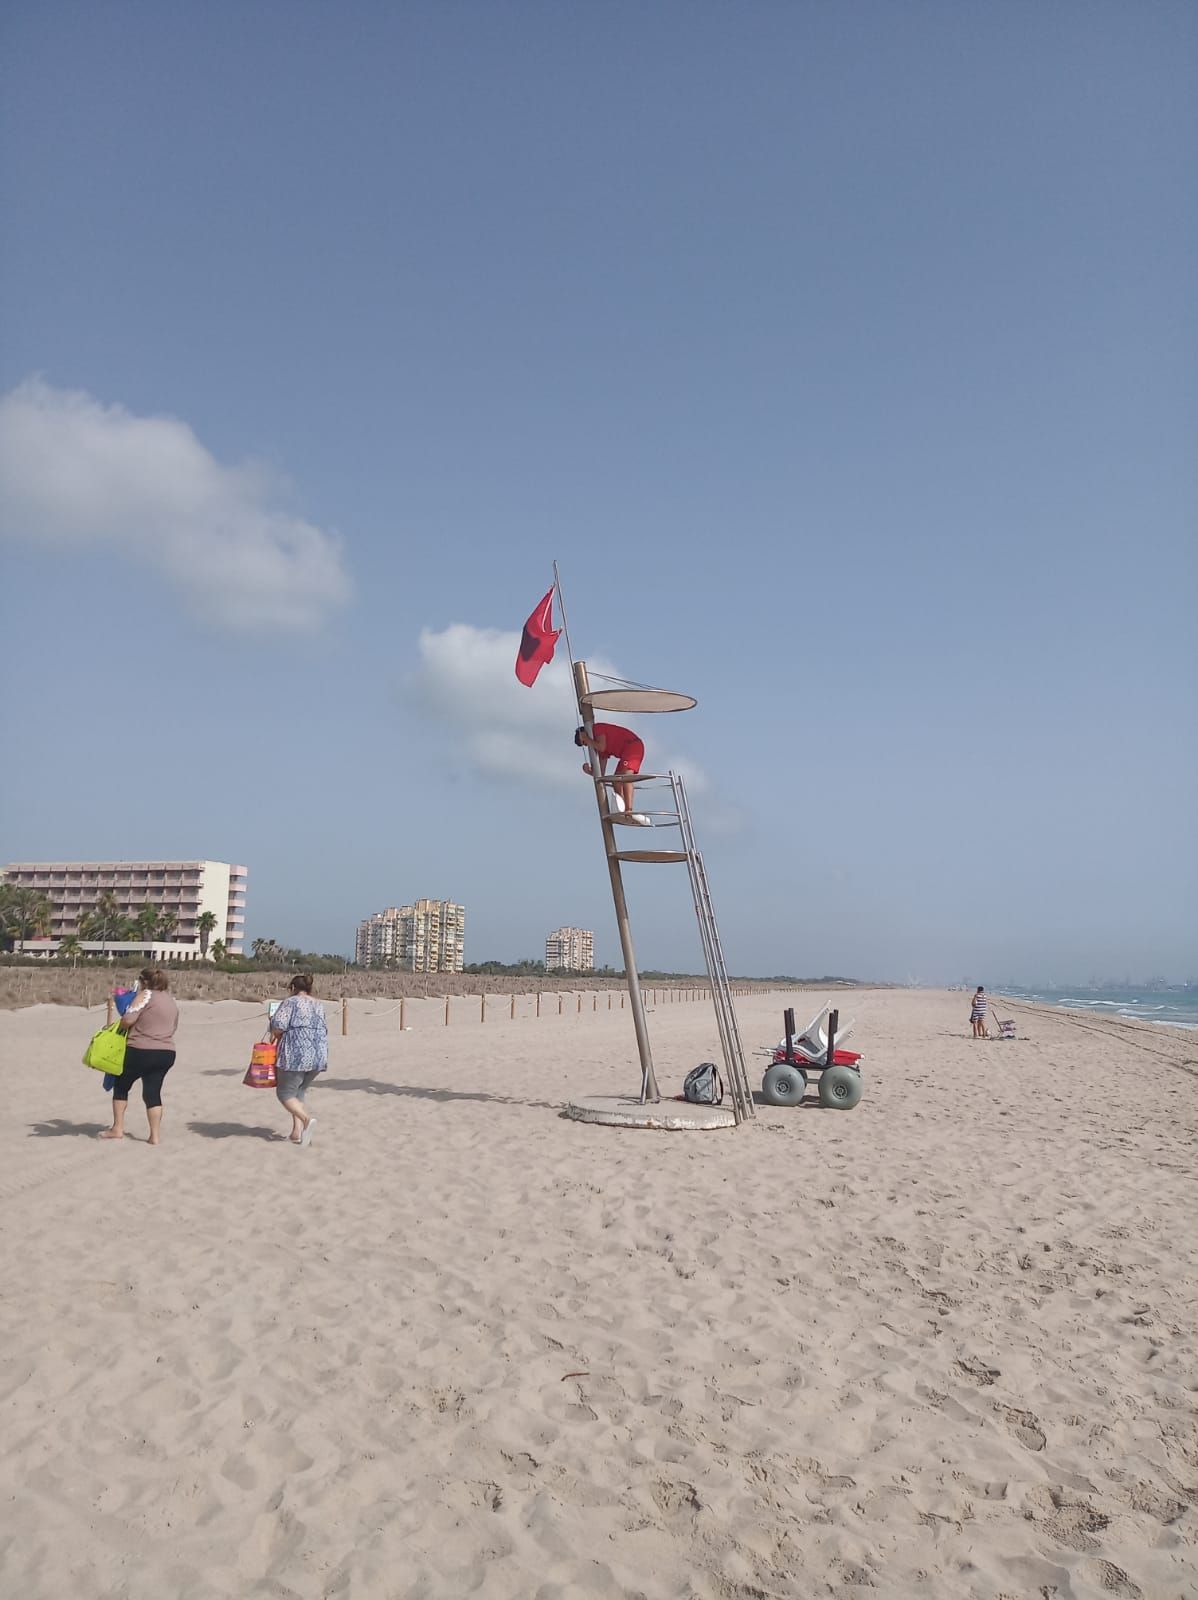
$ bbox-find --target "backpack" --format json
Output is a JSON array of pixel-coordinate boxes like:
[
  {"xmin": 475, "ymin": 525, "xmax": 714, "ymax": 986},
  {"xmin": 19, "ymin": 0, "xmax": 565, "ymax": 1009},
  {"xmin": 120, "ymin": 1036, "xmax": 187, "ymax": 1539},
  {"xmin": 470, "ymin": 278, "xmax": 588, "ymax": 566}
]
[{"xmin": 683, "ymin": 1061, "xmax": 724, "ymax": 1105}]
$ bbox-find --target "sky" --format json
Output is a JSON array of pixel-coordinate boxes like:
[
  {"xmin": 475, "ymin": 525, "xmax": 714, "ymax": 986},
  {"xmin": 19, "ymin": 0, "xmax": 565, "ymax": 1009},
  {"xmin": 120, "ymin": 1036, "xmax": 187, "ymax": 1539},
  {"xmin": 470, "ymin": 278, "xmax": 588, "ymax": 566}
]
[{"xmin": 1, "ymin": 2, "xmax": 1195, "ymax": 985}]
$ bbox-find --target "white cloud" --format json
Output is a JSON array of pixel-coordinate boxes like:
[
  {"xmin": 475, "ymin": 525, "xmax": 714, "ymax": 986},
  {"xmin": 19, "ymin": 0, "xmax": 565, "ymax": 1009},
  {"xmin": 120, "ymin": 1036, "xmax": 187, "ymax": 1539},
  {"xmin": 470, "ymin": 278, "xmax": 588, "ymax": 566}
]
[
  {"xmin": 0, "ymin": 377, "xmax": 351, "ymax": 630},
  {"xmin": 407, "ymin": 622, "xmax": 713, "ymax": 799}
]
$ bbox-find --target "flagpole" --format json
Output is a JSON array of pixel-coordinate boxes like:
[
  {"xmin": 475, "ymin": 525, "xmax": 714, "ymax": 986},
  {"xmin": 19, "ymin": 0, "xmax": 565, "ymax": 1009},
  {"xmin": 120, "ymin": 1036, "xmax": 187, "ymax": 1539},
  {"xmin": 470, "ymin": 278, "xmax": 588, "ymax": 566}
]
[
  {"xmin": 552, "ymin": 560, "xmax": 577, "ymax": 671},
  {"xmin": 549, "ymin": 566, "xmax": 659, "ymax": 1103},
  {"xmin": 574, "ymin": 657, "xmax": 659, "ymax": 1103}
]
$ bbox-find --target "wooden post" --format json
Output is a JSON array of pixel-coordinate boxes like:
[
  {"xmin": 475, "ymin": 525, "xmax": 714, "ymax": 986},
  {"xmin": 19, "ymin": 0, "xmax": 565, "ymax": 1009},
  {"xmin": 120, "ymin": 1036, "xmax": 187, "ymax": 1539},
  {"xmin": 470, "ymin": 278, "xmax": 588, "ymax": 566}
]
[
  {"xmin": 400, "ymin": 997, "xmax": 406, "ymax": 1030},
  {"xmin": 558, "ymin": 994, "xmax": 563, "ymax": 1015},
  {"xmin": 480, "ymin": 993, "xmax": 486, "ymax": 1022},
  {"xmin": 577, "ymin": 993, "xmax": 582, "ymax": 1014},
  {"xmin": 510, "ymin": 993, "xmax": 516, "ymax": 1020},
  {"xmin": 536, "ymin": 992, "xmax": 541, "ymax": 1018},
  {"xmin": 341, "ymin": 997, "xmax": 348, "ymax": 1036},
  {"xmin": 592, "ymin": 993, "xmax": 597, "ymax": 1011},
  {"xmin": 445, "ymin": 996, "xmax": 451, "ymax": 1025},
  {"xmin": 607, "ymin": 992, "xmax": 612, "ymax": 1010}
]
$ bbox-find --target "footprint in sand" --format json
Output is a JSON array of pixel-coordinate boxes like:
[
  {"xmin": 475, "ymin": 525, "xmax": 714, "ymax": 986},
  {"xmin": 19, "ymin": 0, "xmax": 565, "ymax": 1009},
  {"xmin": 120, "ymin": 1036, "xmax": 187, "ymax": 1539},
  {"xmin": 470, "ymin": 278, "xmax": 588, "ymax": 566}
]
[
  {"xmin": 1083, "ymin": 1559, "xmax": 1142, "ymax": 1598},
  {"xmin": 993, "ymin": 1402, "xmax": 1046, "ymax": 1451},
  {"xmin": 1124, "ymin": 1481, "xmax": 1187, "ymax": 1523},
  {"xmin": 1024, "ymin": 1485, "xmax": 1109, "ymax": 1551},
  {"xmin": 650, "ymin": 1477, "xmax": 700, "ymax": 1521},
  {"xmin": 953, "ymin": 1356, "xmax": 1000, "ymax": 1387}
]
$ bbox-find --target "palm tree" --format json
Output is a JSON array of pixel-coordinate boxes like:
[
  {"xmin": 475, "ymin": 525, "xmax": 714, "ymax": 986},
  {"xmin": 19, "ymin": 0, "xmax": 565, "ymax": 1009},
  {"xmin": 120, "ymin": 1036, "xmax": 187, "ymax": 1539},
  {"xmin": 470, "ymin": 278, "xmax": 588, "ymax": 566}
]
[
  {"xmin": 134, "ymin": 903, "xmax": 161, "ymax": 950},
  {"xmin": 80, "ymin": 892, "xmax": 129, "ymax": 960},
  {"xmin": 196, "ymin": 911, "xmax": 218, "ymax": 958},
  {"xmin": 58, "ymin": 935, "xmax": 83, "ymax": 969},
  {"xmin": 0, "ymin": 886, "xmax": 53, "ymax": 952},
  {"xmin": 0, "ymin": 884, "xmax": 20, "ymax": 952},
  {"xmin": 210, "ymin": 938, "xmax": 227, "ymax": 963},
  {"xmin": 155, "ymin": 909, "xmax": 178, "ymax": 943}
]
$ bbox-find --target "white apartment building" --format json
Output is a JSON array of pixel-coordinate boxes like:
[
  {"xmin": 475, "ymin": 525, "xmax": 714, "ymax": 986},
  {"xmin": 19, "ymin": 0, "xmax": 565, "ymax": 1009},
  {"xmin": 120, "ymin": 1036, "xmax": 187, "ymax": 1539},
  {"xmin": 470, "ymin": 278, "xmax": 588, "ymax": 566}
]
[
  {"xmin": 3, "ymin": 860, "xmax": 248, "ymax": 960},
  {"xmin": 545, "ymin": 926, "xmax": 595, "ymax": 972},
  {"xmin": 355, "ymin": 899, "xmax": 465, "ymax": 973}
]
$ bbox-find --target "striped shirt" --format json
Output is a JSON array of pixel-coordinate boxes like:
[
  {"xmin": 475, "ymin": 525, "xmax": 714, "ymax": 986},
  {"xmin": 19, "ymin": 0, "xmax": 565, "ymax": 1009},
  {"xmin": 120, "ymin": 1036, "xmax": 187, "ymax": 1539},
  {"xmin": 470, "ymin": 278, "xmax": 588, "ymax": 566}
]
[{"xmin": 971, "ymin": 992, "xmax": 988, "ymax": 1017}]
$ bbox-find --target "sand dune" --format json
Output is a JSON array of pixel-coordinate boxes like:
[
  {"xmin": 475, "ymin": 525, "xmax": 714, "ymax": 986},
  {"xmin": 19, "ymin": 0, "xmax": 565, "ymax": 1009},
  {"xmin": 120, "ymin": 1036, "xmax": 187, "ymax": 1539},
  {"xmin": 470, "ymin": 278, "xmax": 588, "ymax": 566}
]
[{"xmin": 1, "ymin": 989, "xmax": 1194, "ymax": 1598}]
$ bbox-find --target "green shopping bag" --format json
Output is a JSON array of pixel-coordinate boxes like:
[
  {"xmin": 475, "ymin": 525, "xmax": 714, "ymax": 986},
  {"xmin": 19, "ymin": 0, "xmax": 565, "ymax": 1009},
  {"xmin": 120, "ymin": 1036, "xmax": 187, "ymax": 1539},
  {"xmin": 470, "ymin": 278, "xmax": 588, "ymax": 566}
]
[{"xmin": 83, "ymin": 1021, "xmax": 126, "ymax": 1076}]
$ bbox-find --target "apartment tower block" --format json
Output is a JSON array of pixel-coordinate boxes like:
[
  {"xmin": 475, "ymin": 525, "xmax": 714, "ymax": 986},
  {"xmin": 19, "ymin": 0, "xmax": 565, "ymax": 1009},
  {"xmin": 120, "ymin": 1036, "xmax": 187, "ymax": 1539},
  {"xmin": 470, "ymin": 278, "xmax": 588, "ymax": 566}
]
[
  {"xmin": 545, "ymin": 926, "xmax": 595, "ymax": 972},
  {"xmin": 355, "ymin": 899, "xmax": 465, "ymax": 972}
]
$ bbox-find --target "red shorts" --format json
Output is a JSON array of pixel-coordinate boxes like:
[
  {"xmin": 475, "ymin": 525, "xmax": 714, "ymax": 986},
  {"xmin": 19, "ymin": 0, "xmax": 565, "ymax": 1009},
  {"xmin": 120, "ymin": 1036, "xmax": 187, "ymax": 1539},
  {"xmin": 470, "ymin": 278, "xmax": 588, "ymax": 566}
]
[{"xmin": 614, "ymin": 739, "xmax": 644, "ymax": 774}]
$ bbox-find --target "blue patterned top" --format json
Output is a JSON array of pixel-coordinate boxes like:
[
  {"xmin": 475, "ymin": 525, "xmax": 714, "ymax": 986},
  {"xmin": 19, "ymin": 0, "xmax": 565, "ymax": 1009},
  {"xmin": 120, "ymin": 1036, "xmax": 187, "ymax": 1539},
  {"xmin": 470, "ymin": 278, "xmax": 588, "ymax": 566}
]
[{"xmin": 271, "ymin": 994, "xmax": 329, "ymax": 1073}]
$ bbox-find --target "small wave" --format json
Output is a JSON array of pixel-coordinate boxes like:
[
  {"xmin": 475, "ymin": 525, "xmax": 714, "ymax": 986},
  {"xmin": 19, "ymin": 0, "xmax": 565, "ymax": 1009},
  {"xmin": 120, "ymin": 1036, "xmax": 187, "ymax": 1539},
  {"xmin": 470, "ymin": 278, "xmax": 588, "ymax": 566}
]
[{"xmin": 1151, "ymin": 1017, "xmax": 1198, "ymax": 1031}]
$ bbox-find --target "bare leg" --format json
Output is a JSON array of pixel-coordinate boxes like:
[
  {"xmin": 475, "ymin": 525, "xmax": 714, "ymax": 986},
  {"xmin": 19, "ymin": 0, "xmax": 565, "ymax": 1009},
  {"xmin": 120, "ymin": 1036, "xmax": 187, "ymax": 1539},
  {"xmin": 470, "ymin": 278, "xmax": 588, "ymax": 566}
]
[
  {"xmin": 146, "ymin": 1105, "xmax": 163, "ymax": 1145},
  {"xmin": 280, "ymin": 1096, "xmax": 311, "ymax": 1139},
  {"xmin": 619, "ymin": 778, "xmax": 636, "ymax": 815},
  {"xmin": 99, "ymin": 1098, "xmax": 128, "ymax": 1139}
]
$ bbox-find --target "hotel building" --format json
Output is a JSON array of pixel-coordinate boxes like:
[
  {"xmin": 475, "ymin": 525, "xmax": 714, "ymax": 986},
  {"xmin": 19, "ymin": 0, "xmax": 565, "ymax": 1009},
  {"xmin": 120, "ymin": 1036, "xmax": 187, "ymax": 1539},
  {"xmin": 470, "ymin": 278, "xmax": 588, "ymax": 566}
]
[
  {"xmin": 355, "ymin": 899, "xmax": 465, "ymax": 973},
  {"xmin": 545, "ymin": 926, "xmax": 594, "ymax": 972},
  {"xmin": 2, "ymin": 860, "xmax": 248, "ymax": 960}
]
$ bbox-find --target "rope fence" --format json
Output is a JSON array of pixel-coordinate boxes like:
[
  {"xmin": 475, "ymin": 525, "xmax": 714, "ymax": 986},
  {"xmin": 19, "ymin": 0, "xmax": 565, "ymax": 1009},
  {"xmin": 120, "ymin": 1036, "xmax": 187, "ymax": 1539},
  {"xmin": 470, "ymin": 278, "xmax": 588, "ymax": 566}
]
[{"xmin": 92, "ymin": 985, "xmax": 759, "ymax": 1034}]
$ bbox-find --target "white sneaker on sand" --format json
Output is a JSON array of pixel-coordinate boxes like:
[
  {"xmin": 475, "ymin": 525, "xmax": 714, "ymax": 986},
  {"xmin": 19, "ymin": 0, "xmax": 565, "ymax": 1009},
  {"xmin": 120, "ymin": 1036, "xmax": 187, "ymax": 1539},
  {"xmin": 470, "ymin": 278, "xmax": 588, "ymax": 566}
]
[{"xmin": 300, "ymin": 1117, "xmax": 317, "ymax": 1147}]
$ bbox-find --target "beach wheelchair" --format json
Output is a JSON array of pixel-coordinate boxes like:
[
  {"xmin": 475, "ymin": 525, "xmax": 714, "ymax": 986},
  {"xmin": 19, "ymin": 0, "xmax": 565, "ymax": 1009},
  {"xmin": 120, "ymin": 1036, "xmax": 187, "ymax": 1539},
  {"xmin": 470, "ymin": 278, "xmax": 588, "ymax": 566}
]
[{"xmin": 759, "ymin": 1005, "xmax": 864, "ymax": 1109}]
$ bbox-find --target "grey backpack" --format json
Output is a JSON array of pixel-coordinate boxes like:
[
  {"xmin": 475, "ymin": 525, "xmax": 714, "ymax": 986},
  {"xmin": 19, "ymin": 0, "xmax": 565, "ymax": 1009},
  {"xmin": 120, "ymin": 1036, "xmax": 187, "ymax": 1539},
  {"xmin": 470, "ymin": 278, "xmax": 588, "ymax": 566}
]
[{"xmin": 683, "ymin": 1061, "xmax": 724, "ymax": 1105}]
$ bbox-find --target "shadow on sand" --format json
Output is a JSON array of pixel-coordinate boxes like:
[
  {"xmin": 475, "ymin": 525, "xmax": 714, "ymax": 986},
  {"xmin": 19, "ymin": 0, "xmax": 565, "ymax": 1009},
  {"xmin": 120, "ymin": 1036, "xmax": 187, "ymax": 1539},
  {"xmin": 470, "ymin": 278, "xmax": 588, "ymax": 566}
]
[
  {"xmin": 187, "ymin": 1121, "xmax": 283, "ymax": 1141},
  {"xmin": 28, "ymin": 1118, "xmax": 108, "ymax": 1138},
  {"xmin": 750, "ymin": 1090, "xmax": 824, "ymax": 1112},
  {"xmin": 319, "ymin": 1076, "xmax": 560, "ymax": 1112}
]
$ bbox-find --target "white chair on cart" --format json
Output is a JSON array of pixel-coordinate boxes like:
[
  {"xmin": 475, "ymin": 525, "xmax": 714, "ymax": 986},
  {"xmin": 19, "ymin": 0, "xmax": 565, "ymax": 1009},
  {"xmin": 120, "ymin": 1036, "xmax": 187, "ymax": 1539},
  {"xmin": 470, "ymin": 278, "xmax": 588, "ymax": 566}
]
[{"xmin": 788, "ymin": 1005, "xmax": 855, "ymax": 1063}]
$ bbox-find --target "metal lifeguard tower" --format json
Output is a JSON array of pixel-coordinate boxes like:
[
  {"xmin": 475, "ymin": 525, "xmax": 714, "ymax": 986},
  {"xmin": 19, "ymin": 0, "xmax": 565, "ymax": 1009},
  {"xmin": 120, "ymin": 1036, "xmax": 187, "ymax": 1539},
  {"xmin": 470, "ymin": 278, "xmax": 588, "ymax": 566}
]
[{"xmin": 565, "ymin": 656, "xmax": 756, "ymax": 1130}]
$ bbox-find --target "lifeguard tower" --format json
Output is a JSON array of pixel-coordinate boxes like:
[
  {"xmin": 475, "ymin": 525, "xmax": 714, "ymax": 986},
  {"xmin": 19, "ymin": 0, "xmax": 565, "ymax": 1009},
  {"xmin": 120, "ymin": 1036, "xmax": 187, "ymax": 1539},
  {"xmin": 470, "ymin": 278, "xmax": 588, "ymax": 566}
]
[{"xmin": 564, "ymin": 657, "xmax": 756, "ymax": 1131}]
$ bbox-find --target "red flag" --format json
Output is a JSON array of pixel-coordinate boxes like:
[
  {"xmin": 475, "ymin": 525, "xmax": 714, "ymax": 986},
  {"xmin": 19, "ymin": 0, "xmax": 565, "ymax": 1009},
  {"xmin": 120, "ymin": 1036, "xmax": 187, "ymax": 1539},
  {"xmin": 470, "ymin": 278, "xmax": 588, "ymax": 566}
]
[{"xmin": 515, "ymin": 588, "xmax": 561, "ymax": 686}]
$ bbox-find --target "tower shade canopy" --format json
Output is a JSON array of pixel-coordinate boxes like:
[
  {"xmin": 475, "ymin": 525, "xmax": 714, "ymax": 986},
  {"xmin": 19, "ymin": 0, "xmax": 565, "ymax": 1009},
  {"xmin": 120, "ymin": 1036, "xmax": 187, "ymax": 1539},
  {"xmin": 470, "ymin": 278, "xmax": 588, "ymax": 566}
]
[{"xmin": 580, "ymin": 688, "xmax": 696, "ymax": 713}]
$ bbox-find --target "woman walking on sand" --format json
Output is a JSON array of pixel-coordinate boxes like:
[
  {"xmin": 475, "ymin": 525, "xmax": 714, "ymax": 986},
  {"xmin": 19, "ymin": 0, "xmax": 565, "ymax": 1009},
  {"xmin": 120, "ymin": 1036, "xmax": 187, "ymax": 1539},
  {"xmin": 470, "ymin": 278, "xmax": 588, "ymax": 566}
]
[
  {"xmin": 270, "ymin": 974, "xmax": 328, "ymax": 1146},
  {"xmin": 99, "ymin": 967, "xmax": 179, "ymax": 1144}
]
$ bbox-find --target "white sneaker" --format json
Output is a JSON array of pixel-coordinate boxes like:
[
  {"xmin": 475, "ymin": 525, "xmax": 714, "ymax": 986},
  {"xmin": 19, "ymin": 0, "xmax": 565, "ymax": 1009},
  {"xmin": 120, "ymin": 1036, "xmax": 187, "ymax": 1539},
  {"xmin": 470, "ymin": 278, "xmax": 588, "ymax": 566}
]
[{"xmin": 629, "ymin": 814, "xmax": 652, "ymax": 827}]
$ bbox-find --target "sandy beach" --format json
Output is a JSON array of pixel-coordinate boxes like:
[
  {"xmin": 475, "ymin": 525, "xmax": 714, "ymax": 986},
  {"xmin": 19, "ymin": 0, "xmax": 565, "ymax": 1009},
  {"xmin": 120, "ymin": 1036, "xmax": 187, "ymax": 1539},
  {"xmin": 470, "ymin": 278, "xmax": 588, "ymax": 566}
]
[{"xmin": 1, "ymin": 987, "xmax": 1195, "ymax": 1599}]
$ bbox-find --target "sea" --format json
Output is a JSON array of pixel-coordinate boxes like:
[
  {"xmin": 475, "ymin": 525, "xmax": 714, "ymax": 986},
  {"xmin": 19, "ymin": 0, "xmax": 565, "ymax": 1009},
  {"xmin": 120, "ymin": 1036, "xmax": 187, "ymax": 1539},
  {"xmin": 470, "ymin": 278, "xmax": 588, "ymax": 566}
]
[{"xmin": 995, "ymin": 985, "xmax": 1198, "ymax": 1031}]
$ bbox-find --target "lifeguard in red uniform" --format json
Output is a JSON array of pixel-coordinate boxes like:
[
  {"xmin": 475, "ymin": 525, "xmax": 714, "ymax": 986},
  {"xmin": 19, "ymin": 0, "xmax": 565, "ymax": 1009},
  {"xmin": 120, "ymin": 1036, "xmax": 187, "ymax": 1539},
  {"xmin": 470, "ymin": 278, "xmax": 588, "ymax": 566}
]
[{"xmin": 575, "ymin": 723, "xmax": 649, "ymax": 825}]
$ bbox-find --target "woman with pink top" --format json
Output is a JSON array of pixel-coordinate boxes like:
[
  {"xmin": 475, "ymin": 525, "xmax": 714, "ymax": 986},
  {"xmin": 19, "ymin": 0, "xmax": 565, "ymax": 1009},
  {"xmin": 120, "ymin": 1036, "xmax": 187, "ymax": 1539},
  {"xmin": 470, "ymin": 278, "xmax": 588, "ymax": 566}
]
[{"xmin": 99, "ymin": 967, "xmax": 179, "ymax": 1144}]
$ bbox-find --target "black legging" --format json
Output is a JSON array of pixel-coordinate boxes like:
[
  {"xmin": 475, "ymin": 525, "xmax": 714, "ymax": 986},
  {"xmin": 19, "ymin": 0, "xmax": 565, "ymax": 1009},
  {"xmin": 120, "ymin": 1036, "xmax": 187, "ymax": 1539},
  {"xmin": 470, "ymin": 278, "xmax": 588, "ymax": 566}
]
[{"xmin": 112, "ymin": 1046, "xmax": 176, "ymax": 1108}]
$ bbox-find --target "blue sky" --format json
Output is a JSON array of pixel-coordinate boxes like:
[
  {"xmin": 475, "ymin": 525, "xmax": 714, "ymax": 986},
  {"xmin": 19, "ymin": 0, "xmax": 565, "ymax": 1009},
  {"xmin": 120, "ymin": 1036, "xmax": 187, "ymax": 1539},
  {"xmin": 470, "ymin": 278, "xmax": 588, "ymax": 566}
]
[{"xmin": 1, "ymin": 2, "xmax": 1194, "ymax": 984}]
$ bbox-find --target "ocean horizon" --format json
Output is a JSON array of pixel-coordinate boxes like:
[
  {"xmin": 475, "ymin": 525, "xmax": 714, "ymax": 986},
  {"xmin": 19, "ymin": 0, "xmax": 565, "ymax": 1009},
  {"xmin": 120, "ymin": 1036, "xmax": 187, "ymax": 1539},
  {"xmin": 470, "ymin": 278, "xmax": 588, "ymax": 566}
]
[{"xmin": 995, "ymin": 984, "xmax": 1198, "ymax": 1031}]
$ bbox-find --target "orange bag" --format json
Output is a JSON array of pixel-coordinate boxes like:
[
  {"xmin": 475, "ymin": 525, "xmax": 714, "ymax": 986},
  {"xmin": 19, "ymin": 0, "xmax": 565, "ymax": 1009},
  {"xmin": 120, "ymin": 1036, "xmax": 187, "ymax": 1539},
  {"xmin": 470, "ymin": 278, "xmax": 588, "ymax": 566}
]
[{"xmin": 243, "ymin": 1037, "xmax": 277, "ymax": 1089}]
